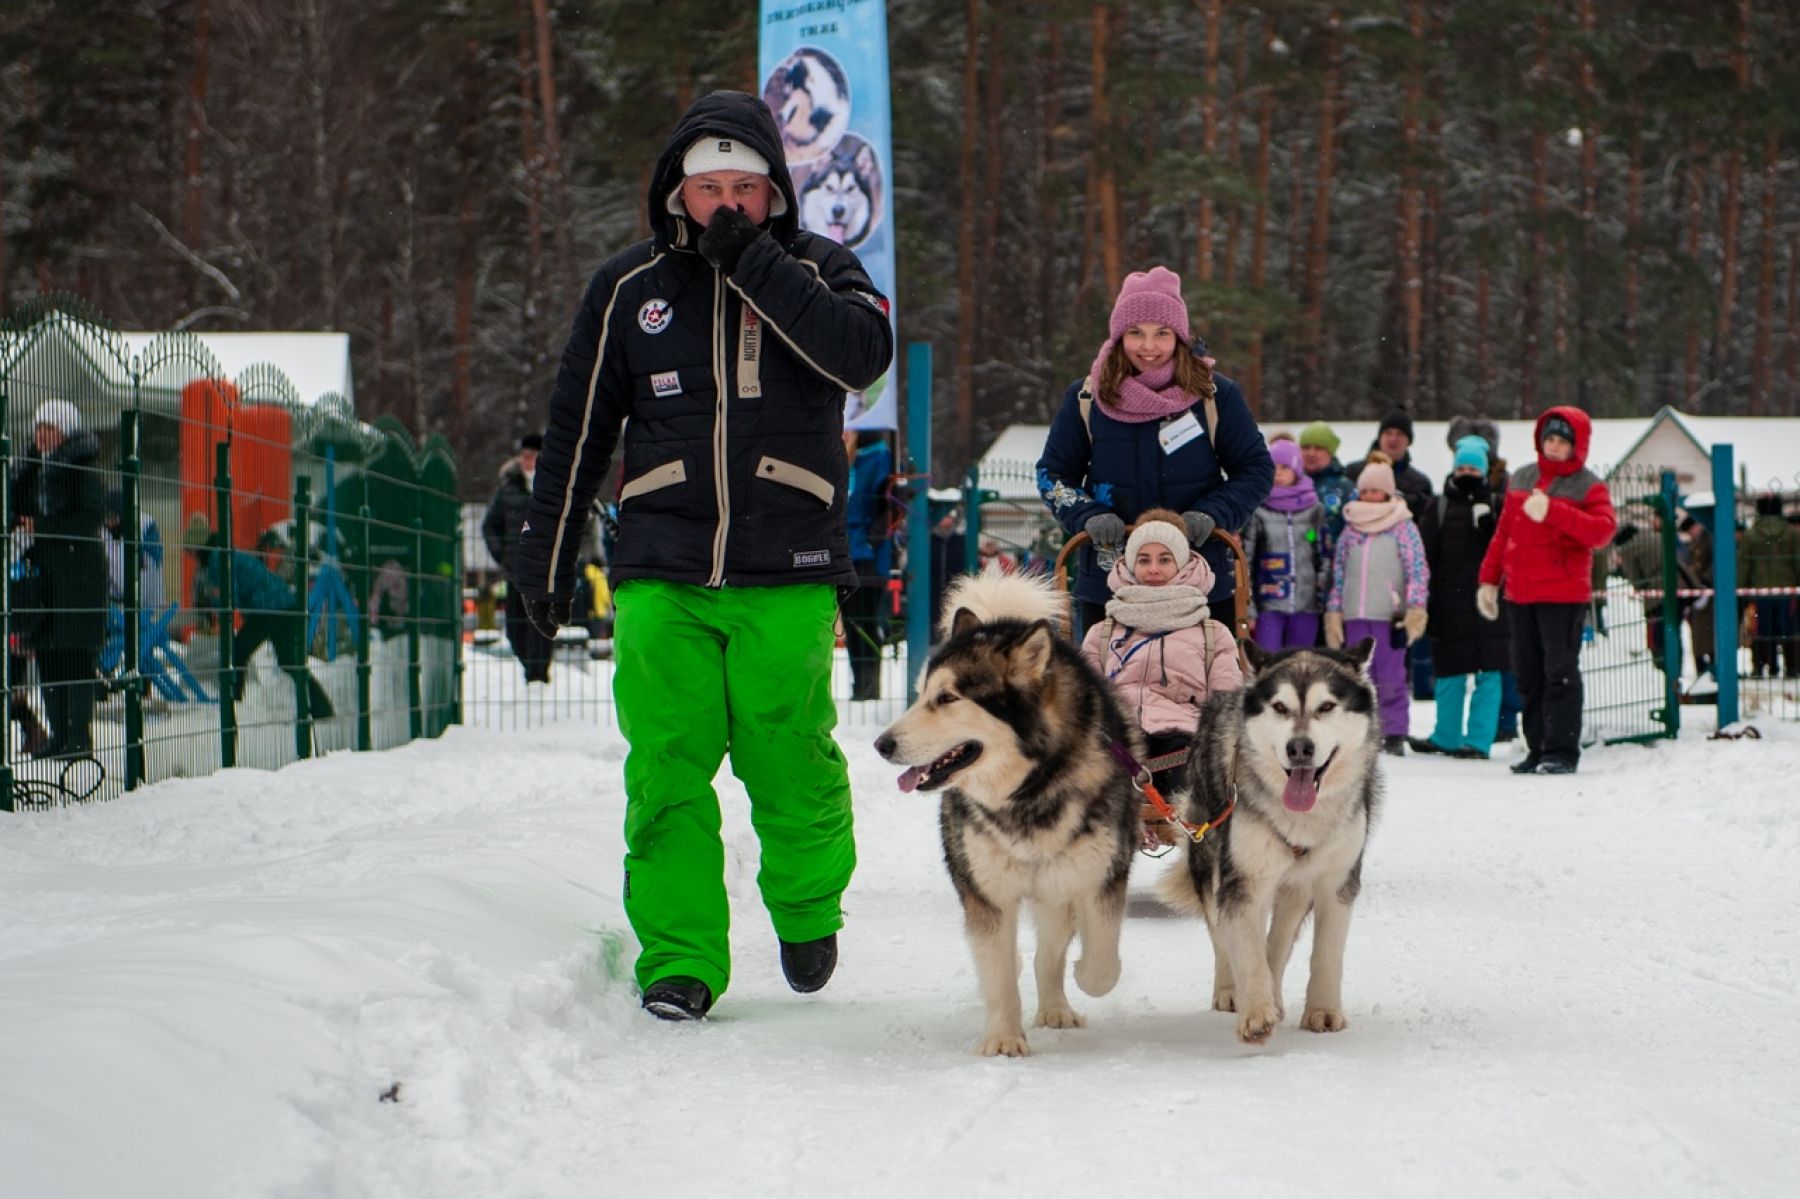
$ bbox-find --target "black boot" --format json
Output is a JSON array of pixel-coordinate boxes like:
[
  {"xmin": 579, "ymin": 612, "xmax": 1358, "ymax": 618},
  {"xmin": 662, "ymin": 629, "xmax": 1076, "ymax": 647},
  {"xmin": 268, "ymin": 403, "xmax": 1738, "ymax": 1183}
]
[
  {"xmin": 779, "ymin": 933, "xmax": 838, "ymax": 994},
  {"xmin": 1510, "ymin": 756, "xmax": 1542, "ymax": 774},
  {"xmin": 1382, "ymin": 735, "xmax": 1406, "ymax": 757},
  {"xmin": 641, "ymin": 976, "xmax": 712, "ymax": 1021}
]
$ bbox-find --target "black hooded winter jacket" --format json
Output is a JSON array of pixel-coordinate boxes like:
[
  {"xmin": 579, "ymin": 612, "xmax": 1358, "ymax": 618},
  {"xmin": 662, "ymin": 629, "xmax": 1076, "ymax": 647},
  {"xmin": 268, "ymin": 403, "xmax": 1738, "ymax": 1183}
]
[{"xmin": 510, "ymin": 91, "xmax": 893, "ymax": 600}]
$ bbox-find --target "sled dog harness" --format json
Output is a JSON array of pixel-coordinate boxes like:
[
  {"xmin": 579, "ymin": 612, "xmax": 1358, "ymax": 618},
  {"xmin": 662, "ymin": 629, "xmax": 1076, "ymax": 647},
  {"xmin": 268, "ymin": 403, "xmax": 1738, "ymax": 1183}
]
[{"xmin": 1106, "ymin": 737, "xmax": 1233, "ymax": 846}]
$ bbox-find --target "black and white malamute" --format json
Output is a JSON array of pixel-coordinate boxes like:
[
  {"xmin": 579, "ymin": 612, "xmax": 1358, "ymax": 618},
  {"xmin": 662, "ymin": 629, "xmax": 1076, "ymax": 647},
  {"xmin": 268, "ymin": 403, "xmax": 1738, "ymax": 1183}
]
[
  {"xmin": 1159, "ymin": 639, "xmax": 1383, "ymax": 1044},
  {"xmin": 798, "ymin": 136, "xmax": 878, "ymax": 248},
  {"xmin": 875, "ymin": 573, "xmax": 1141, "ymax": 1057}
]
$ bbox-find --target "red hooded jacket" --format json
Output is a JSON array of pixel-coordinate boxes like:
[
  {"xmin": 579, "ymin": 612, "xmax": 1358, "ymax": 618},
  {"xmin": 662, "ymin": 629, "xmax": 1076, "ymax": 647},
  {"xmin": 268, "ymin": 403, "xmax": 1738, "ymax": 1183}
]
[{"xmin": 1478, "ymin": 406, "xmax": 1617, "ymax": 605}]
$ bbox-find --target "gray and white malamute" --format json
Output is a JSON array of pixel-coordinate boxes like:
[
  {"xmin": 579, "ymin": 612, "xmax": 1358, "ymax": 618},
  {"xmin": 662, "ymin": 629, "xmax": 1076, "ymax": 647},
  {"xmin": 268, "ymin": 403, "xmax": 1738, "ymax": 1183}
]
[
  {"xmin": 1159, "ymin": 638, "xmax": 1383, "ymax": 1045},
  {"xmin": 875, "ymin": 573, "xmax": 1141, "ymax": 1057}
]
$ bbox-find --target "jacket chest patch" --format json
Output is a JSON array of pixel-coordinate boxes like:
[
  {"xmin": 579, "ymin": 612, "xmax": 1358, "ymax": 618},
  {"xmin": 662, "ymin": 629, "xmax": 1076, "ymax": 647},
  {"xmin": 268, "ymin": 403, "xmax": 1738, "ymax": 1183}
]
[
  {"xmin": 651, "ymin": 370, "xmax": 682, "ymax": 397},
  {"xmin": 638, "ymin": 298, "xmax": 673, "ymax": 335}
]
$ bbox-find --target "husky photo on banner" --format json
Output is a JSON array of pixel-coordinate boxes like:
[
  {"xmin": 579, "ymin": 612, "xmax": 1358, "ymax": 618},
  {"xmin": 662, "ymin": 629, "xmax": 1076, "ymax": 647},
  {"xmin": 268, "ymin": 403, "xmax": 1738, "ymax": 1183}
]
[{"xmin": 760, "ymin": 1, "xmax": 897, "ymax": 430}]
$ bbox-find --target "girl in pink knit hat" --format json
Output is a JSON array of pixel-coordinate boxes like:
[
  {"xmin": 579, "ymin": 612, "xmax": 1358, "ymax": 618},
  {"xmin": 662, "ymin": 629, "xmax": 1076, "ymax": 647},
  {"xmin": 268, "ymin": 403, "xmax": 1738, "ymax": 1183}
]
[
  {"xmin": 1037, "ymin": 266, "xmax": 1275, "ymax": 640},
  {"xmin": 1325, "ymin": 452, "xmax": 1431, "ymax": 755}
]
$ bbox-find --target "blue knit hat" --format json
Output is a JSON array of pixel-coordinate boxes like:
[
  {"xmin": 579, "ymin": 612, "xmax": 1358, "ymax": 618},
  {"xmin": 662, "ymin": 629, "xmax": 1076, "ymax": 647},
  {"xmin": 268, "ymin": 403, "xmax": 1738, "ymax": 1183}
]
[{"xmin": 1453, "ymin": 434, "xmax": 1490, "ymax": 474}]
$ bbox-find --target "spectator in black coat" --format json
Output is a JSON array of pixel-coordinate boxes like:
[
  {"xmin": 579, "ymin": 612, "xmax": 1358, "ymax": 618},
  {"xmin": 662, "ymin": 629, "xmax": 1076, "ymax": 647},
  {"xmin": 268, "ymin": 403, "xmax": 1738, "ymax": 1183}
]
[
  {"xmin": 1349, "ymin": 409, "xmax": 1435, "ymax": 516},
  {"xmin": 11, "ymin": 399, "xmax": 107, "ymax": 758},
  {"xmin": 1411, "ymin": 435, "xmax": 1509, "ymax": 759},
  {"xmin": 482, "ymin": 433, "xmax": 553, "ymax": 683}
]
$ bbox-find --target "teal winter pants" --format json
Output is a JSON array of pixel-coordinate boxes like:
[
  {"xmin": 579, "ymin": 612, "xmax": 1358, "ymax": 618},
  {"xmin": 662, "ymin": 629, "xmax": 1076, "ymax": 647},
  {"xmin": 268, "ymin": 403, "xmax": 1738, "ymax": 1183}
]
[
  {"xmin": 613, "ymin": 579, "xmax": 855, "ymax": 1001},
  {"xmin": 1431, "ymin": 670, "xmax": 1502, "ymax": 756}
]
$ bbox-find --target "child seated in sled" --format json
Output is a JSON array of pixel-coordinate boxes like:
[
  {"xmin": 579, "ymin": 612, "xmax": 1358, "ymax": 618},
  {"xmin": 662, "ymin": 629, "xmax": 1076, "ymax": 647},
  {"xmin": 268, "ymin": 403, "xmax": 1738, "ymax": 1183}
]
[{"xmin": 1080, "ymin": 508, "xmax": 1244, "ymax": 799}]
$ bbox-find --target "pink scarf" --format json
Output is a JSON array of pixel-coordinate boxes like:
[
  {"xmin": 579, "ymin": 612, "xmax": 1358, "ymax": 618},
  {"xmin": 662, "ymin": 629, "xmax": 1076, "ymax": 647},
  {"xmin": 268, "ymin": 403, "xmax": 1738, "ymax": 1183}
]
[
  {"xmin": 1342, "ymin": 496, "xmax": 1412, "ymax": 535},
  {"xmin": 1087, "ymin": 347, "xmax": 1200, "ymax": 425}
]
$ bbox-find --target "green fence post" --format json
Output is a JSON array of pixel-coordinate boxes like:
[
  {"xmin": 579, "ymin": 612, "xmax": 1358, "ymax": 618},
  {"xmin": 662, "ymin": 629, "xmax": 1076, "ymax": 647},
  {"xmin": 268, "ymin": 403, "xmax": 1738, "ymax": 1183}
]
[
  {"xmin": 216, "ymin": 441, "xmax": 237, "ymax": 769},
  {"xmin": 292, "ymin": 475, "xmax": 314, "ymax": 761},
  {"xmin": 963, "ymin": 464, "xmax": 983, "ymax": 576},
  {"xmin": 407, "ymin": 516, "xmax": 423, "ymax": 742},
  {"xmin": 1, "ymin": 390, "xmax": 13, "ymax": 812},
  {"xmin": 356, "ymin": 504, "xmax": 373, "ymax": 752},
  {"xmin": 1711, "ymin": 445, "xmax": 1739, "ymax": 728},
  {"xmin": 1658, "ymin": 469, "xmax": 1682, "ymax": 739},
  {"xmin": 120, "ymin": 407, "xmax": 145, "ymax": 790}
]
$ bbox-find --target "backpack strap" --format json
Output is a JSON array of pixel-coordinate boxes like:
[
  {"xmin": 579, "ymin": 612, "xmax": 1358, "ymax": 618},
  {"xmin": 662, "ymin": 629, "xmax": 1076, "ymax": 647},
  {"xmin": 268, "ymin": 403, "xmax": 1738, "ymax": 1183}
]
[{"xmin": 1080, "ymin": 376, "xmax": 1220, "ymax": 445}]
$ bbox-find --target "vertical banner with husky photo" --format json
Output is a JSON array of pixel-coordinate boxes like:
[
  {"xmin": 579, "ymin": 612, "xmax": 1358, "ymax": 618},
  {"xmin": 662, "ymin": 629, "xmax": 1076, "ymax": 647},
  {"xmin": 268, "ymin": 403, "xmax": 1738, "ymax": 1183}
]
[{"xmin": 759, "ymin": 0, "xmax": 897, "ymax": 430}]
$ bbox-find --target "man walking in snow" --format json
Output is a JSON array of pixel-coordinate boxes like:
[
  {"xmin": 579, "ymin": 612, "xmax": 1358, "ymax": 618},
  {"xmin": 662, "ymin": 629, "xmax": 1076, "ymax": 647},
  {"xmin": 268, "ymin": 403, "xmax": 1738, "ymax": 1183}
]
[{"xmin": 509, "ymin": 91, "xmax": 893, "ymax": 1021}]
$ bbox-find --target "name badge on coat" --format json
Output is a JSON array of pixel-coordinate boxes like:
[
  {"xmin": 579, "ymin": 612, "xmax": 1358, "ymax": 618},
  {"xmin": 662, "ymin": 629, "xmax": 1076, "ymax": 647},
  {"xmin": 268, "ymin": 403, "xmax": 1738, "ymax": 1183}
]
[{"xmin": 1159, "ymin": 411, "xmax": 1203, "ymax": 455}]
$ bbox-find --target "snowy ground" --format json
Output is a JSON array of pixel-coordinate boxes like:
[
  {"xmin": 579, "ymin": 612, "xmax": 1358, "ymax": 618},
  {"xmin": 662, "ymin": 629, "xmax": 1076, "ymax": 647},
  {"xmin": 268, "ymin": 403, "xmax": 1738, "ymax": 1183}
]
[{"xmin": 3, "ymin": 673, "xmax": 1798, "ymax": 1198}]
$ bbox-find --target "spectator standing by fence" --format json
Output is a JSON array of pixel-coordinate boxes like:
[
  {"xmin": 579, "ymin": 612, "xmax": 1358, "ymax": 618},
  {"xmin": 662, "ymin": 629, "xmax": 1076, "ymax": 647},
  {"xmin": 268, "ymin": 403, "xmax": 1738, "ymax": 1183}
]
[
  {"xmin": 1412, "ymin": 435, "xmax": 1507, "ymax": 759},
  {"xmin": 1244, "ymin": 437, "xmax": 1327, "ymax": 652},
  {"xmin": 844, "ymin": 429, "xmax": 893, "ymax": 701},
  {"xmin": 1739, "ymin": 493, "xmax": 1800, "ymax": 678},
  {"xmin": 1325, "ymin": 452, "xmax": 1430, "ymax": 755},
  {"xmin": 1477, "ymin": 407, "xmax": 1616, "ymax": 776},
  {"xmin": 10, "ymin": 399, "xmax": 106, "ymax": 759},
  {"xmin": 484, "ymin": 433, "xmax": 554, "ymax": 684},
  {"xmin": 1297, "ymin": 420, "xmax": 1356, "ymax": 560}
]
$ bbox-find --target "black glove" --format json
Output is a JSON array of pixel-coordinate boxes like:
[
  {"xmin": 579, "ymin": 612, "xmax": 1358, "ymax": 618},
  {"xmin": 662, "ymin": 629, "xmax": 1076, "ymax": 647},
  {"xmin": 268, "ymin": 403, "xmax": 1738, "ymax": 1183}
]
[
  {"xmin": 698, "ymin": 206, "xmax": 763, "ymax": 274},
  {"xmin": 1084, "ymin": 513, "xmax": 1126, "ymax": 547},
  {"xmin": 525, "ymin": 596, "xmax": 571, "ymax": 641},
  {"xmin": 1181, "ymin": 510, "xmax": 1216, "ymax": 546}
]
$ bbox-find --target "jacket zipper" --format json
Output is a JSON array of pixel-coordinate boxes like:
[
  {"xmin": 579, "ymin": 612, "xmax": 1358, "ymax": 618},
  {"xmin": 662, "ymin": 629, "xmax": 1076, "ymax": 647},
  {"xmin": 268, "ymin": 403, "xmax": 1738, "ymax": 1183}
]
[{"xmin": 707, "ymin": 273, "xmax": 730, "ymax": 587}]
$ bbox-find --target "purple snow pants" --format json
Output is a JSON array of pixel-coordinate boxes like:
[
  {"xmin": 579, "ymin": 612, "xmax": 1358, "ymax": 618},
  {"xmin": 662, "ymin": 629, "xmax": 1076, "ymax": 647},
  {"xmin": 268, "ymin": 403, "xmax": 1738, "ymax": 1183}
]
[
  {"xmin": 1345, "ymin": 618, "xmax": 1409, "ymax": 737},
  {"xmin": 1253, "ymin": 610, "xmax": 1321, "ymax": 653}
]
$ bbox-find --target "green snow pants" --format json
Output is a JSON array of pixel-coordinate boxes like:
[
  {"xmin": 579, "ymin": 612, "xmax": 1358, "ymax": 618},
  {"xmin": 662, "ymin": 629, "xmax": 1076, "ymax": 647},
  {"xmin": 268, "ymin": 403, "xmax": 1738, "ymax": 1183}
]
[{"xmin": 613, "ymin": 579, "xmax": 856, "ymax": 1001}]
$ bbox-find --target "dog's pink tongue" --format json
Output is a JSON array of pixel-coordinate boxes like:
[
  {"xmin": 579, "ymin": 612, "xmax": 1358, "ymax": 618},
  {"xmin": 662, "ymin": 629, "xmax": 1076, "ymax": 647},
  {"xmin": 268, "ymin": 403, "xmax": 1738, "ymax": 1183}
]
[
  {"xmin": 1282, "ymin": 766, "xmax": 1319, "ymax": 812},
  {"xmin": 897, "ymin": 765, "xmax": 925, "ymax": 794}
]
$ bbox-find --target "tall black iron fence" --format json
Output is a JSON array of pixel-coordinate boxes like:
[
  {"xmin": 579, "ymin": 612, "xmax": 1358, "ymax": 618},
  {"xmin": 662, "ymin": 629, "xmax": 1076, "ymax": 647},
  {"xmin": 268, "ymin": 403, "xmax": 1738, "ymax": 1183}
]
[{"xmin": 1, "ymin": 298, "xmax": 461, "ymax": 810}]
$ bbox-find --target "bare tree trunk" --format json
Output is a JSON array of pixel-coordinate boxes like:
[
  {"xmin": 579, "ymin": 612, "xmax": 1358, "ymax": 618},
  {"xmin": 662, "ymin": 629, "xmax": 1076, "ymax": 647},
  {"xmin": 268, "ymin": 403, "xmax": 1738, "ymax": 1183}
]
[
  {"xmin": 1684, "ymin": 158, "xmax": 1704, "ymax": 404},
  {"xmin": 1787, "ymin": 234, "xmax": 1800, "ymax": 409},
  {"xmin": 516, "ymin": 0, "xmax": 546, "ymax": 418},
  {"xmin": 1393, "ymin": 0, "xmax": 1425, "ymax": 411},
  {"xmin": 953, "ymin": 0, "xmax": 983, "ymax": 473},
  {"xmin": 1519, "ymin": 124, "xmax": 1548, "ymax": 418},
  {"xmin": 1712, "ymin": 0, "xmax": 1753, "ymax": 390},
  {"xmin": 1750, "ymin": 130, "xmax": 1778, "ymax": 416},
  {"xmin": 300, "ymin": 0, "xmax": 338, "ymax": 325},
  {"xmin": 1425, "ymin": 114, "xmax": 1449, "ymax": 418},
  {"xmin": 1196, "ymin": 0, "xmax": 1221, "ymax": 283},
  {"xmin": 182, "ymin": 0, "xmax": 212, "ymax": 251},
  {"xmin": 976, "ymin": 0, "xmax": 1007, "ymax": 375},
  {"xmin": 530, "ymin": 0, "xmax": 575, "ymax": 291},
  {"xmin": 1221, "ymin": 25, "xmax": 1251, "ymax": 289},
  {"xmin": 1298, "ymin": 9, "xmax": 1341, "ymax": 404},
  {"xmin": 1476, "ymin": 192, "xmax": 1493, "ymax": 404},
  {"xmin": 1093, "ymin": 4, "xmax": 1121, "ymax": 292},
  {"xmin": 1034, "ymin": 22, "xmax": 1063, "ymax": 372},
  {"xmin": 1575, "ymin": 0, "xmax": 1598, "ymax": 409},
  {"xmin": 1625, "ymin": 125, "xmax": 1642, "ymax": 350},
  {"xmin": 451, "ymin": 39, "xmax": 479, "ymax": 454},
  {"xmin": 1246, "ymin": 63, "xmax": 1273, "ymax": 417}
]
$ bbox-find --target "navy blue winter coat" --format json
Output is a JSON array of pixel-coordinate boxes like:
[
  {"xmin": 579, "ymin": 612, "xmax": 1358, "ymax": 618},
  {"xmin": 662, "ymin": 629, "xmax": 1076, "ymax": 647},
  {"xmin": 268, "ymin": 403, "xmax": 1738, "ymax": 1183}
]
[
  {"xmin": 846, "ymin": 439, "xmax": 893, "ymax": 576},
  {"xmin": 1036, "ymin": 368, "xmax": 1274, "ymax": 607}
]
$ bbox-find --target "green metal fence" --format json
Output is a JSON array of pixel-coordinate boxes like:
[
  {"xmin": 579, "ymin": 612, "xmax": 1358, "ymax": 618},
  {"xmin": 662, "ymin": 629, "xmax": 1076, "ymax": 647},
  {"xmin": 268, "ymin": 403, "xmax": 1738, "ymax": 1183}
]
[{"xmin": 0, "ymin": 298, "xmax": 460, "ymax": 810}]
